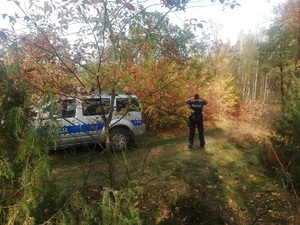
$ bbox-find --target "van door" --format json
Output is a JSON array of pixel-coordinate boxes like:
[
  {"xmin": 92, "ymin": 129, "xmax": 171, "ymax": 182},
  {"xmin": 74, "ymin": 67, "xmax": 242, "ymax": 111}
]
[
  {"xmin": 57, "ymin": 99, "xmax": 81, "ymax": 147},
  {"xmin": 38, "ymin": 99, "xmax": 81, "ymax": 148},
  {"xmin": 115, "ymin": 97, "xmax": 144, "ymax": 135},
  {"xmin": 80, "ymin": 98, "xmax": 110, "ymax": 145}
]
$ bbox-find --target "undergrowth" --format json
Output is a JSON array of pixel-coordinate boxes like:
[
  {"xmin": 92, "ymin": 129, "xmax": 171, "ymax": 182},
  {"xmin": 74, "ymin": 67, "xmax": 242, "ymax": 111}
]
[{"xmin": 51, "ymin": 118, "xmax": 298, "ymax": 224}]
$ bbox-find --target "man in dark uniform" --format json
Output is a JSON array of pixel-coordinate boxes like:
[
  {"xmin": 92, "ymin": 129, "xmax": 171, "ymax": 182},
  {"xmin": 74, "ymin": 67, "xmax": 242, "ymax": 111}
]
[{"xmin": 185, "ymin": 94, "xmax": 208, "ymax": 149}]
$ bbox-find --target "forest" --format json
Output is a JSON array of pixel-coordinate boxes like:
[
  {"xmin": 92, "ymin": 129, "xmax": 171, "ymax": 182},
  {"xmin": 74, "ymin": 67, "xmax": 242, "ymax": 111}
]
[{"xmin": 0, "ymin": 0, "xmax": 300, "ymax": 224}]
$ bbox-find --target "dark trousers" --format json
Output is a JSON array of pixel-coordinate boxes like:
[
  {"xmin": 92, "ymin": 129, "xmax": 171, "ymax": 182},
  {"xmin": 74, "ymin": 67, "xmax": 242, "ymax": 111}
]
[{"xmin": 188, "ymin": 118, "xmax": 205, "ymax": 147}]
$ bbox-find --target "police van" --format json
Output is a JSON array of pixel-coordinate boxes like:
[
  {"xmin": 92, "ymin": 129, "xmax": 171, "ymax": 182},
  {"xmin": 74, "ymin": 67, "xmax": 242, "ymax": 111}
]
[{"xmin": 35, "ymin": 88, "xmax": 145, "ymax": 151}]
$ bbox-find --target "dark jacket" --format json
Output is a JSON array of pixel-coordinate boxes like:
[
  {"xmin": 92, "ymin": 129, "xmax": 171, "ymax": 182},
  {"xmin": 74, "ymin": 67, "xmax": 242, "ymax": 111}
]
[{"xmin": 186, "ymin": 98, "xmax": 208, "ymax": 119}]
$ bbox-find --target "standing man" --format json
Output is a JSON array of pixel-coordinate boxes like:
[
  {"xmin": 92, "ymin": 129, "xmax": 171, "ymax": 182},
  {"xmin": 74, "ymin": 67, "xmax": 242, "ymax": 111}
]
[{"xmin": 185, "ymin": 94, "xmax": 208, "ymax": 149}]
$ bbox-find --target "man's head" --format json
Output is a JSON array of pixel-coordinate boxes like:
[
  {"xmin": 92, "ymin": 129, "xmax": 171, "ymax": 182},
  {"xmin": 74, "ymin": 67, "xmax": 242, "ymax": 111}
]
[{"xmin": 194, "ymin": 94, "xmax": 200, "ymax": 99}]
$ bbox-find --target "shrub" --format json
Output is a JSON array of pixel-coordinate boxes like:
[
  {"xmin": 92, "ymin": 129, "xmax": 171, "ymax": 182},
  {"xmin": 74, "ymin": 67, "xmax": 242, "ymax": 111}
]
[{"xmin": 270, "ymin": 81, "xmax": 300, "ymax": 188}]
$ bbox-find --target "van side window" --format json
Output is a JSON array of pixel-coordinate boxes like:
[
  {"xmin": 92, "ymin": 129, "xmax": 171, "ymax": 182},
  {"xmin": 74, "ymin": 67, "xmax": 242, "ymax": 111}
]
[
  {"xmin": 116, "ymin": 98, "xmax": 140, "ymax": 112},
  {"xmin": 82, "ymin": 98, "xmax": 110, "ymax": 116},
  {"xmin": 44, "ymin": 99, "xmax": 75, "ymax": 118},
  {"xmin": 61, "ymin": 100, "xmax": 76, "ymax": 118}
]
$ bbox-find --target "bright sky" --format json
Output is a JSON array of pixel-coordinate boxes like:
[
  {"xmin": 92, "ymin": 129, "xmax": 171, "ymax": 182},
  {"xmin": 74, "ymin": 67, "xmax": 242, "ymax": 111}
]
[
  {"xmin": 0, "ymin": 0, "xmax": 287, "ymax": 44},
  {"xmin": 161, "ymin": 0, "xmax": 287, "ymax": 43}
]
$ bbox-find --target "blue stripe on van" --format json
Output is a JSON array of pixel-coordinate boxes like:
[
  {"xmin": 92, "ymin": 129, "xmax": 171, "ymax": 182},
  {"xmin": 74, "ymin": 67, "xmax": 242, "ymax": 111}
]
[
  {"xmin": 81, "ymin": 123, "xmax": 104, "ymax": 132},
  {"xmin": 131, "ymin": 119, "xmax": 142, "ymax": 126},
  {"xmin": 59, "ymin": 125, "xmax": 81, "ymax": 135},
  {"xmin": 59, "ymin": 121, "xmax": 140, "ymax": 135},
  {"xmin": 59, "ymin": 123, "xmax": 104, "ymax": 135}
]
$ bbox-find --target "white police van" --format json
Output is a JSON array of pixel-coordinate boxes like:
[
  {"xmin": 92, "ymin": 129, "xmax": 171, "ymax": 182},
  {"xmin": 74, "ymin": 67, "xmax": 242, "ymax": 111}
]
[{"xmin": 35, "ymin": 88, "xmax": 145, "ymax": 151}]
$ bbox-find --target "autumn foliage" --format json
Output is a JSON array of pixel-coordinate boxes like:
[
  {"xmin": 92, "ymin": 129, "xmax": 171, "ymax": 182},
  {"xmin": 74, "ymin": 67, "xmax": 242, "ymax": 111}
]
[
  {"xmin": 2, "ymin": 0, "xmax": 300, "ymax": 224},
  {"xmin": 18, "ymin": 32, "xmax": 80, "ymax": 96}
]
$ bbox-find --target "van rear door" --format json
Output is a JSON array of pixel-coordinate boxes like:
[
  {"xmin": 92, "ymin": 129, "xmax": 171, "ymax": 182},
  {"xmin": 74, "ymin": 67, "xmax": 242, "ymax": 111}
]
[
  {"xmin": 80, "ymin": 97, "xmax": 110, "ymax": 145},
  {"xmin": 57, "ymin": 99, "xmax": 81, "ymax": 148}
]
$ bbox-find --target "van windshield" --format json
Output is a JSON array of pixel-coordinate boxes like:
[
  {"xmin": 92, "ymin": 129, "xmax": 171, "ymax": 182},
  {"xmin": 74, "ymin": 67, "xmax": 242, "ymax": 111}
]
[{"xmin": 116, "ymin": 98, "xmax": 140, "ymax": 112}]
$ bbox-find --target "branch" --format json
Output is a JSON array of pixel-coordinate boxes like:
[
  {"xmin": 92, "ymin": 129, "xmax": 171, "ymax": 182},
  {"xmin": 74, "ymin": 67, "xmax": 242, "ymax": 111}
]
[
  {"xmin": 12, "ymin": 1, "xmax": 85, "ymax": 87},
  {"xmin": 270, "ymin": 144, "xmax": 298, "ymax": 199}
]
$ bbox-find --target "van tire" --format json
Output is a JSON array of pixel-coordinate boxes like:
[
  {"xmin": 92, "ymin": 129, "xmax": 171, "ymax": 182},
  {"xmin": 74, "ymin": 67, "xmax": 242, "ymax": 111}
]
[{"xmin": 110, "ymin": 128, "xmax": 129, "ymax": 151}]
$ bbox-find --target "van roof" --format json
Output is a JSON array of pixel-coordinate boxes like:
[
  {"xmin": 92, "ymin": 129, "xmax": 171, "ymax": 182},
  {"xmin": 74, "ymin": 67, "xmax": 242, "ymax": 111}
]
[
  {"xmin": 60, "ymin": 93, "xmax": 138, "ymax": 100},
  {"xmin": 73, "ymin": 87, "xmax": 137, "ymax": 99}
]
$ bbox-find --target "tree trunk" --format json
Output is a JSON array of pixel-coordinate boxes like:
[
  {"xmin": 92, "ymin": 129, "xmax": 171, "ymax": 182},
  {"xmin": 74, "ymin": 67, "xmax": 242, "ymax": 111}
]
[
  {"xmin": 280, "ymin": 62, "xmax": 284, "ymax": 106},
  {"xmin": 104, "ymin": 88, "xmax": 117, "ymax": 189},
  {"xmin": 253, "ymin": 60, "xmax": 259, "ymax": 101},
  {"xmin": 295, "ymin": 28, "xmax": 300, "ymax": 78},
  {"xmin": 247, "ymin": 80, "xmax": 251, "ymax": 101},
  {"xmin": 263, "ymin": 73, "xmax": 269, "ymax": 103},
  {"xmin": 105, "ymin": 124, "xmax": 115, "ymax": 188}
]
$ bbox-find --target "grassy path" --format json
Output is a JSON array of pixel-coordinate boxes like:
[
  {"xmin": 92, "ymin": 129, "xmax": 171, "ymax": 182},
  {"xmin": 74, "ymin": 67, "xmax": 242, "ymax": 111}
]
[
  {"xmin": 131, "ymin": 119, "xmax": 297, "ymax": 224},
  {"xmin": 52, "ymin": 119, "xmax": 298, "ymax": 224}
]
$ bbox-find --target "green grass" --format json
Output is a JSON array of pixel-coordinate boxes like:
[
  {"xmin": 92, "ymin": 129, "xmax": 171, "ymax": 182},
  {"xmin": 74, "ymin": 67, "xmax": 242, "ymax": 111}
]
[{"xmin": 51, "ymin": 118, "xmax": 297, "ymax": 224}]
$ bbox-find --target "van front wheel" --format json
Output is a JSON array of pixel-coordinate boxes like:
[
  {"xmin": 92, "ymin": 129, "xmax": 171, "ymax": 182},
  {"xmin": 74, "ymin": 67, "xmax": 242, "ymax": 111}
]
[{"xmin": 110, "ymin": 128, "xmax": 129, "ymax": 151}]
